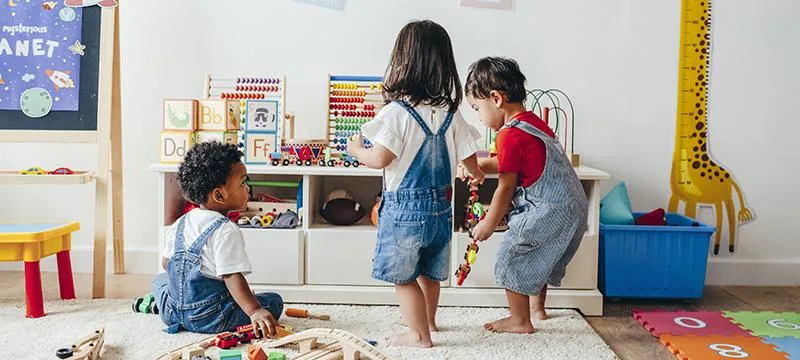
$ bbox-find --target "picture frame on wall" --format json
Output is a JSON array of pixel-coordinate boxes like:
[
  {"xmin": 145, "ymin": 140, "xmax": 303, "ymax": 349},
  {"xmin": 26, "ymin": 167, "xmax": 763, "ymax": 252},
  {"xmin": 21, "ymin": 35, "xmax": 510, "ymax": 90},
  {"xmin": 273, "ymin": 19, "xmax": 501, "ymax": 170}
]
[{"xmin": 460, "ymin": 0, "xmax": 514, "ymax": 11}]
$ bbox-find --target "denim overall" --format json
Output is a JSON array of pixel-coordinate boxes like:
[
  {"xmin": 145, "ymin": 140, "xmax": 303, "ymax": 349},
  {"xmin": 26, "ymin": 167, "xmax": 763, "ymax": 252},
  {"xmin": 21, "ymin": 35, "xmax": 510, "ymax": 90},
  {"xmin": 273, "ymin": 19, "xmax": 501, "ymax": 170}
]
[
  {"xmin": 152, "ymin": 216, "xmax": 283, "ymax": 334},
  {"xmin": 371, "ymin": 101, "xmax": 454, "ymax": 284},
  {"xmin": 494, "ymin": 118, "xmax": 588, "ymax": 296}
]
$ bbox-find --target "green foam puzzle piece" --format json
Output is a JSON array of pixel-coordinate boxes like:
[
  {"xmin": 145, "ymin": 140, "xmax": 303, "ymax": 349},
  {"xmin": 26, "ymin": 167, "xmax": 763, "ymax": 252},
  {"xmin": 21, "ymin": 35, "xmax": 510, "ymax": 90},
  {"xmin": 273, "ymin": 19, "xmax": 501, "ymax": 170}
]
[{"xmin": 723, "ymin": 311, "xmax": 800, "ymax": 339}]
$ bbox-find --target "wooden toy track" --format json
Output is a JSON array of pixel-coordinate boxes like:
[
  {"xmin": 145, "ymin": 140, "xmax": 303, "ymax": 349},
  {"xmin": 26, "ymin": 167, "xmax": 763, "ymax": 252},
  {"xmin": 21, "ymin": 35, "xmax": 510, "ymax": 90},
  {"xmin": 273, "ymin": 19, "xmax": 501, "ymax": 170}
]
[
  {"xmin": 258, "ymin": 328, "xmax": 397, "ymax": 360},
  {"xmin": 56, "ymin": 326, "xmax": 105, "ymax": 360},
  {"xmin": 156, "ymin": 333, "xmax": 223, "ymax": 360}
]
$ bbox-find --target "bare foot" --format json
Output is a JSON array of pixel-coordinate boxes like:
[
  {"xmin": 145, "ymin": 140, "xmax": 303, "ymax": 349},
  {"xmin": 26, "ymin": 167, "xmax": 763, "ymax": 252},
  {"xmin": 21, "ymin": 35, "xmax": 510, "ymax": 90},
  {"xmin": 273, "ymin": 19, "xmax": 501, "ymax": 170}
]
[
  {"xmin": 429, "ymin": 324, "xmax": 439, "ymax": 332},
  {"xmin": 531, "ymin": 308, "xmax": 548, "ymax": 321},
  {"xmin": 484, "ymin": 316, "xmax": 535, "ymax": 334},
  {"xmin": 388, "ymin": 331, "xmax": 433, "ymax": 348}
]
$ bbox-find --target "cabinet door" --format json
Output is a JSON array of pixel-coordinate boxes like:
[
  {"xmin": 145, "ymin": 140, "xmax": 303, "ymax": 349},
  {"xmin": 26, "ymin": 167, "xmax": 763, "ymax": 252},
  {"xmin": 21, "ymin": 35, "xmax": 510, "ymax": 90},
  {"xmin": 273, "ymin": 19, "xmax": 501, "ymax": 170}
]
[{"xmin": 241, "ymin": 228, "xmax": 304, "ymax": 285}]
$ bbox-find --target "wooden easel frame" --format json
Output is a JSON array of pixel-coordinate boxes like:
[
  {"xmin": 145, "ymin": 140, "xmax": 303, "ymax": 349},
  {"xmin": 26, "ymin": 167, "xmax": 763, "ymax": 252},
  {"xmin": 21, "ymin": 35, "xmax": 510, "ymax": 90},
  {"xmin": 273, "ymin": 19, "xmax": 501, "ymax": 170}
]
[{"xmin": 0, "ymin": 6, "xmax": 123, "ymax": 298}]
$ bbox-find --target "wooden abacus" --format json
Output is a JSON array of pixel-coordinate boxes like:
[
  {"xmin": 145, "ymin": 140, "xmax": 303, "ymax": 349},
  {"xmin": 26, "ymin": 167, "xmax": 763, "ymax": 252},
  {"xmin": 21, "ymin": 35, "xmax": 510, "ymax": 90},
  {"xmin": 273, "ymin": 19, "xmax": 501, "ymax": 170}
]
[{"xmin": 325, "ymin": 75, "xmax": 384, "ymax": 161}]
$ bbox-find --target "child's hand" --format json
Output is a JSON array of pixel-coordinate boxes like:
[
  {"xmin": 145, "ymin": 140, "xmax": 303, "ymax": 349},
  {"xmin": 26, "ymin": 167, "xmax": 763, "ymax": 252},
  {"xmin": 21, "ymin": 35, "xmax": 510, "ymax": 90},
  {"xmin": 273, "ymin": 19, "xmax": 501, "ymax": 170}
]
[
  {"xmin": 249, "ymin": 308, "xmax": 279, "ymax": 338},
  {"xmin": 347, "ymin": 134, "xmax": 364, "ymax": 156},
  {"xmin": 469, "ymin": 168, "xmax": 486, "ymax": 186},
  {"xmin": 471, "ymin": 221, "xmax": 494, "ymax": 242}
]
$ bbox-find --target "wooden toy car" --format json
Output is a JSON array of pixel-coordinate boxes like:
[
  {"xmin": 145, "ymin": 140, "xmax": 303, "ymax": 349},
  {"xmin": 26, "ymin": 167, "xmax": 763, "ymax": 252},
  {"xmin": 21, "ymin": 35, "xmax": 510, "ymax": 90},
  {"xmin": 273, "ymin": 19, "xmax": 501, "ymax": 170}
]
[
  {"xmin": 18, "ymin": 166, "xmax": 46, "ymax": 175},
  {"xmin": 216, "ymin": 333, "xmax": 239, "ymax": 349},
  {"xmin": 48, "ymin": 167, "xmax": 74, "ymax": 175}
]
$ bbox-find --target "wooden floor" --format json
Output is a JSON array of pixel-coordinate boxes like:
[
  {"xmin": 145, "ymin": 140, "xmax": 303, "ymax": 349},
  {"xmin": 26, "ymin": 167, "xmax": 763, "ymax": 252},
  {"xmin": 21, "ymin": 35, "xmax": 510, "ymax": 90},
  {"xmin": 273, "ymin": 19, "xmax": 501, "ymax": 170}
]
[{"xmin": 1, "ymin": 271, "xmax": 798, "ymax": 360}]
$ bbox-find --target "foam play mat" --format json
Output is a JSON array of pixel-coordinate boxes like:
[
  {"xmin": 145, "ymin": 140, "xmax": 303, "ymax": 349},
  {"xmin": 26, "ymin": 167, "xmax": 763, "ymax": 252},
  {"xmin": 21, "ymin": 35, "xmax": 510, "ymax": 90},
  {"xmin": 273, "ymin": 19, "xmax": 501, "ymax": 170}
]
[{"xmin": 633, "ymin": 310, "xmax": 800, "ymax": 359}]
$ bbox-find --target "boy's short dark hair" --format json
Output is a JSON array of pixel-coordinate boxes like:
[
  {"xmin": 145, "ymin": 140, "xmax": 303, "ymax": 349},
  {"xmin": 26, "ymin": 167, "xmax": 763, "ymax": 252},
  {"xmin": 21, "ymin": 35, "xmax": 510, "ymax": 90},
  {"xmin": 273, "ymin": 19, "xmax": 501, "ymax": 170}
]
[
  {"xmin": 465, "ymin": 57, "xmax": 527, "ymax": 103},
  {"xmin": 177, "ymin": 141, "xmax": 243, "ymax": 205}
]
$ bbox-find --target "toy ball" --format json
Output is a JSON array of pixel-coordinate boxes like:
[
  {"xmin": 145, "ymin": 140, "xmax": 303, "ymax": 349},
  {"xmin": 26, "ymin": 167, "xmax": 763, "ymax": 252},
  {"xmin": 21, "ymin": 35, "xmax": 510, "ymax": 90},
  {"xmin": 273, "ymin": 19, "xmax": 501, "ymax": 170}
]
[
  {"xmin": 327, "ymin": 189, "xmax": 353, "ymax": 202},
  {"xmin": 237, "ymin": 216, "xmax": 251, "ymax": 225},
  {"xmin": 371, "ymin": 200, "xmax": 380, "ymax": 225},
  {"xmin": 321, "ymin": 198, "xmax": 365, "ymax": 226}
]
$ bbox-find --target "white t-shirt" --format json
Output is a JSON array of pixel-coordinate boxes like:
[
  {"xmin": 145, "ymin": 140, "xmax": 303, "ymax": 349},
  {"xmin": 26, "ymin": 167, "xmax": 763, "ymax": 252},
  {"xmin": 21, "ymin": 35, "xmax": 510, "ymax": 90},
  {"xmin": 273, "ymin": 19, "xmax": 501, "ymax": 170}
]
[
  {"xmin": 361, "ymin": 102, "xmax": 481, "ymax": 191},
  {"xmin": 162, "ymin": 209, "xmax": 252, "ymax": 280}
]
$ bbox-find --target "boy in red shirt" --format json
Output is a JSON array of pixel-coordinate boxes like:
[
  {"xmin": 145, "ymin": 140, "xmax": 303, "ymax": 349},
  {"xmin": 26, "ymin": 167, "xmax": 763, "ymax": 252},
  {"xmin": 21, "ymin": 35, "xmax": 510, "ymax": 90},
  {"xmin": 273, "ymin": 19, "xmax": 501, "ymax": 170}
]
[{"xmin": 460, "ymin": 57, "xmax": 588, "ymax": 334}]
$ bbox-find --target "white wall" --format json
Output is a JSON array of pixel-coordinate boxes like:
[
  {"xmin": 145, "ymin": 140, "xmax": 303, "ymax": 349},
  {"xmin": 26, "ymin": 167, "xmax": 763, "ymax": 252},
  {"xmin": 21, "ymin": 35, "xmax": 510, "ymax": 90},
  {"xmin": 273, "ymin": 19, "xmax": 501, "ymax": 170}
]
[{"xmin": 1, "ymin": 0, "xmax": 797, "ymax": 284}]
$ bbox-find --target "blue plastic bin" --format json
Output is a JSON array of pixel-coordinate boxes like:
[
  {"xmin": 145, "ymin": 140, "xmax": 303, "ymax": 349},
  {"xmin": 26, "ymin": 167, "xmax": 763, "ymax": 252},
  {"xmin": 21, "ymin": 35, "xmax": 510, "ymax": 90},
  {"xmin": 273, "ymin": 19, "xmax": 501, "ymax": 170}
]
[{"xmin": 599, "ymin": 212, "xmax": 715, "ymax": 299}]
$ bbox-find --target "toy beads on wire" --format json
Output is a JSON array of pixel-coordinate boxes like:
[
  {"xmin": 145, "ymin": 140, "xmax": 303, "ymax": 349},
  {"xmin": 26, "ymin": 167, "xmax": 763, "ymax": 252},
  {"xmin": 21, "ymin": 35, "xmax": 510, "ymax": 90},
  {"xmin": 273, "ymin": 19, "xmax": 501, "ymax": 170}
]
[{"xmin": 456, "ymin": 179, "xmax": 483, "ymax": 286}]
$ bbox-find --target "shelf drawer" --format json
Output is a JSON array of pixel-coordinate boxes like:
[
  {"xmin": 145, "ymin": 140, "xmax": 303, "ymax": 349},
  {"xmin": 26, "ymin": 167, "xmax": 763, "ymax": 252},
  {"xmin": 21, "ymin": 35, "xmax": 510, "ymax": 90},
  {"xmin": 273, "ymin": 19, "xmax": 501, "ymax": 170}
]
[
  {"xmin": 306, "ymin": 226, "xmax": 389, "ymax": 286},
  {"xmin": 241, "ymin": 228, "xmax": 304, "ymax": 285},
  {"xmin": 451, "ymin": 232, "xmax": 597, "ymax": 290}
]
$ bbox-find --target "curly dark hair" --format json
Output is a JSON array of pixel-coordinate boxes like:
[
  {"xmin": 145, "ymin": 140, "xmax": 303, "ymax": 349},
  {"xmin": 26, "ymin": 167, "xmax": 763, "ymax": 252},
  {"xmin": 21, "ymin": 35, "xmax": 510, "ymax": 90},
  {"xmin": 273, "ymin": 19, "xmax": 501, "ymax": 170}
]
[
  {"xmin": 465, "ymin": 56, "xmax": 527, "ymax": 103},
  {"xmin": 382, "ymin": 20, "xmax": 462, "ymax": 113},
  {"xmin": 177, "ymin": 141, "xmax": 243, "ymax": 205}
]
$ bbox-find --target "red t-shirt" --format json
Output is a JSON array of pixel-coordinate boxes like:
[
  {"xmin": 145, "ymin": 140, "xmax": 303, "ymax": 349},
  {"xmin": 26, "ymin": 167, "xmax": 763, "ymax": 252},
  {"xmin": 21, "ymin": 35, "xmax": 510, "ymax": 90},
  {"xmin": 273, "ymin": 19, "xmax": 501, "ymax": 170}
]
[{"xmin": 496, "ymin": 111, "xmax": 556, "ymax": 188}]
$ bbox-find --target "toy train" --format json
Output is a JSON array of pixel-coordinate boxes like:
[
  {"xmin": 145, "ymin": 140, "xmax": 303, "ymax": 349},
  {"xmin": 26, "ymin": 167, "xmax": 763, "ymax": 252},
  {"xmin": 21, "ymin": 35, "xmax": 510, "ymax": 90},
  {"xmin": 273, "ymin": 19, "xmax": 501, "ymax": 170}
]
[{"xmin": 268, "ymin": 139, "xmax": 362, "ymax": 168}]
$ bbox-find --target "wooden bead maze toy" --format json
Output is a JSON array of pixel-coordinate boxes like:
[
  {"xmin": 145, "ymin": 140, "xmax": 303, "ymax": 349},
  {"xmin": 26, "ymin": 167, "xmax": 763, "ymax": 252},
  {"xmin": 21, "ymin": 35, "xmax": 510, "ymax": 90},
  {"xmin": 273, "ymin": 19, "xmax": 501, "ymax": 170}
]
[
  {"xmin": 205, "ymin": 74, "xmax": 288, "ymax": 165},
  {"xmin": 325, "ymin": 74, "xmax": 385, "ymax": 167},
  {"xmin": 527, "ymin": 89, "xmax": 580, "ymax": 167}
]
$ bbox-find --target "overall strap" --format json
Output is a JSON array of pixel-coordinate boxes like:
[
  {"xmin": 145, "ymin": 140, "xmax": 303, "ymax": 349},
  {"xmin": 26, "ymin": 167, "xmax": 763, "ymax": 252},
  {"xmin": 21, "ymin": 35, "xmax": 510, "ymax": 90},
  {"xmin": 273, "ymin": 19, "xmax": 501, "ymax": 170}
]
[
  {"xmin": 395, "ymin": 100, "xmax": 433, "ymax": 136},
  {"xmin": 187, "ymin": 217, "xmax": 229, "ymax": 255},
  {"xmin": 504, "ymin": 118, "xmax": 549, "ymax": 139},
  {"xmin": 173, "ymin": 217, "xmax": 187, "ymax": 253},
  {"xmin": 435, "ymin": 111, "xmax": 455, "ymax": 136}
]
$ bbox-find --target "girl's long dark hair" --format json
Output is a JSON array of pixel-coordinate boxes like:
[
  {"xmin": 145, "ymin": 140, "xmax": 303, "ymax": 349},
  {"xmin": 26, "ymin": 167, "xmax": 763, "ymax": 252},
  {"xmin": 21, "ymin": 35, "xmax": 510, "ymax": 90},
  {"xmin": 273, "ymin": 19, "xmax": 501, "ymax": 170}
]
[{"xmin": 382, "ymin": 20, "xmax": 462, "ymax": 113}]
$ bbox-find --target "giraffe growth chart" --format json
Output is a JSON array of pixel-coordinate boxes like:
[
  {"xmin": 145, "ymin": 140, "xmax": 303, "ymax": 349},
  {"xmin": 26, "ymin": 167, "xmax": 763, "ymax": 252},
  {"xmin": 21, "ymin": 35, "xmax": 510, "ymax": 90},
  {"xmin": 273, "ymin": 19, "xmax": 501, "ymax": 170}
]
[{"xmin": 669, "ymin": 0, "xmax": 754, "ymax": 255}]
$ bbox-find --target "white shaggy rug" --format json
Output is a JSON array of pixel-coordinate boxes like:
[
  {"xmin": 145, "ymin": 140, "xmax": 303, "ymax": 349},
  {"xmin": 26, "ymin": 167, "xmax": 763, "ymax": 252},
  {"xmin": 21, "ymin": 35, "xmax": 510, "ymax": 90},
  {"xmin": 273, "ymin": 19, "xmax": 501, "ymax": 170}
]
[{"xmin": 0, "ymin": 299, "xmax": 618, "ymax": 360}]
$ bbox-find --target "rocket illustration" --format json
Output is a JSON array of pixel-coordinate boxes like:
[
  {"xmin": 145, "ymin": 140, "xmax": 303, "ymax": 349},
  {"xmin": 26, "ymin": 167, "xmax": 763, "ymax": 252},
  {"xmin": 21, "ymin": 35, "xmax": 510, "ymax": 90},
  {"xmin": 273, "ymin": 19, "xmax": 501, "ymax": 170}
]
[
  {"xmin": 46, "ymin": 69, "xmax": 75, "ymax": 91},
  {"xmin": 63, "ymin": 0, "xmax": 117, "ymax": 8}
]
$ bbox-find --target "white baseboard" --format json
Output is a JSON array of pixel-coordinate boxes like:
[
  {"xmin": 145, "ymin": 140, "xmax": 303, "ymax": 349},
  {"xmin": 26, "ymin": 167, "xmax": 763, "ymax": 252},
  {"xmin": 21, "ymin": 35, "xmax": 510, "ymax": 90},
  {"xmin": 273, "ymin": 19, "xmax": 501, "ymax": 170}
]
[
  {"xmin": 705, "ymin": 258, "xmax": 800, "ymax": 286},
  {"xmin": 0, "ymin": 246, "xmax": 158, "ymax": 275},
  {"xmin": 3, "ymin": 247, "xmax": 798, "ymax": 286}
]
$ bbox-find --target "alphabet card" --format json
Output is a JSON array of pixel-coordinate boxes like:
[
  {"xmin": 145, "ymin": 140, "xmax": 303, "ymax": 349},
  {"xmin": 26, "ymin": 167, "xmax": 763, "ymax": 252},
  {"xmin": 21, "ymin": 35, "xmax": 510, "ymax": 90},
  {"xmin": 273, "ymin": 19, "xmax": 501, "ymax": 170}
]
[
  {"xmin": 195, "ymin": 131, "xmax": 238, "ymax": 146},
  {"xmin": 160, "ymin": 131, "xmax": 195, "ymax": 163},
  {"xmin": 163, "ymin": 99, "xmax": 198, "ymax": 131},
  {"xmin": 198, "ymin": 100, "xmax": 239, "ymax": 131},
  {"xmin": 244, "ymin": 132, "xmax": 278, "ymax": 164},
  {"xmin": 244, "ymin": 99, "xmax": 280, "ymax": 133}
]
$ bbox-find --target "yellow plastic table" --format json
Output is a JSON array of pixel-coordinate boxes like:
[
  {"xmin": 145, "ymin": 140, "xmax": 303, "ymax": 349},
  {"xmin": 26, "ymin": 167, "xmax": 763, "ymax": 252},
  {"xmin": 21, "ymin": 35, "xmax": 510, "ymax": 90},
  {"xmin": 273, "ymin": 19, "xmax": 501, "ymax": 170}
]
[{"xmin": 0, "ymin": 222, "xmax": 79, "ymax": 318}]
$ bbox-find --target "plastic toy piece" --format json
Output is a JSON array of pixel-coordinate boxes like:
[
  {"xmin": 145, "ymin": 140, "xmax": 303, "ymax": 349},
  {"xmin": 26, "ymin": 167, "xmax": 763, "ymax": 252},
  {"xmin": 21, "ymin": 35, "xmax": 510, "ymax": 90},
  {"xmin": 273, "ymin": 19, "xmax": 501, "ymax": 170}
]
[
  {"xmin": 632, "ymin": 309, "xmax": 751, "ymax": 337},
  {"xmin": 456, "ymin": 178, "xmax": 482, "ymax": 286},
  {"xmin": 219, "ymin": 349, "xmax": 243, "ymax": 360},
  {"xmin": 660, "ymin": 334, "xmax": 789, "ymax": 360},
  {"xmin": 723, "ymin": 311, "xmax": 800, "ymax": 339},
  {"xmin": 216, "ymin": 333, "xmax": 240, "ymax": 349},
  {"xmin": 267, "ymin": 352, "xmax": 285, "ymax": 360},
  {"xmin": 285, "ymin": 308, "xmax": 331, "ymax": 320},
  {"xmin": 132, "ymin": 293, "xmax": 159, "ymax": 314},
  {"xmin": 18, "ymin": 166, "xmax": 46, "ymax": 175},
  {"xmin": 55, "ymin": 326, "xmax": 104, "ymax": 360},
  {"xmin": 258, "ymin": 328, "xmax": 397, "ymax": 360}
]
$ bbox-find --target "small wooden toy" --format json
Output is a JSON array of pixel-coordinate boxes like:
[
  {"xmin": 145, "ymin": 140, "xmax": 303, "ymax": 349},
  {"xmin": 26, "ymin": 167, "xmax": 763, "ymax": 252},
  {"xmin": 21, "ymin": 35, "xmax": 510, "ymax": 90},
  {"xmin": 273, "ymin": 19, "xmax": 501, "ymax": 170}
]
[
  {"xmin": 18, "ymin": 166, "xmax": 46, "ymax": 175},
  {"xmin": 163, "ymin": 99, "xmax": 199, "ymax": 131},
  {"xmin": 247, "ymin": 344, "xmax": 268, "ymax": 360},
  {"xmin": 219, "ymin": 349, "xmax": 243, "ymax": 360},
  {"xmin": 181, "ymin": 346, "xmax": 206, "ymax": 360},
  {"xmin": 285, "ymin": 308, "xmax": 331, "ymax": 320},
  {"xmin": 160, "ymin": 131, "xmax": 195, "ymax": 163},
  {"xmin": 55, "ymin": 326, "xmax": 104, "ymax": 360},
  {"xmin": 243, "ymin": 132, "xmax": 279, "ymax": 165},
  {"xmin": 49, "ymin": 167, "xmax": 74, "ymax": 175}
]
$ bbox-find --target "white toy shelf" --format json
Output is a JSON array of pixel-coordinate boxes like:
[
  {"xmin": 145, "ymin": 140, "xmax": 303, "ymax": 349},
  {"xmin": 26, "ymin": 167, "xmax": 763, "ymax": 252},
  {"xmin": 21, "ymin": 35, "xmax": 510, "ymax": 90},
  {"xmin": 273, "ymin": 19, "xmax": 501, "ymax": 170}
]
[{"xmin": 149, "ymin": 163, "xmax": 609, "ymax": 315}]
